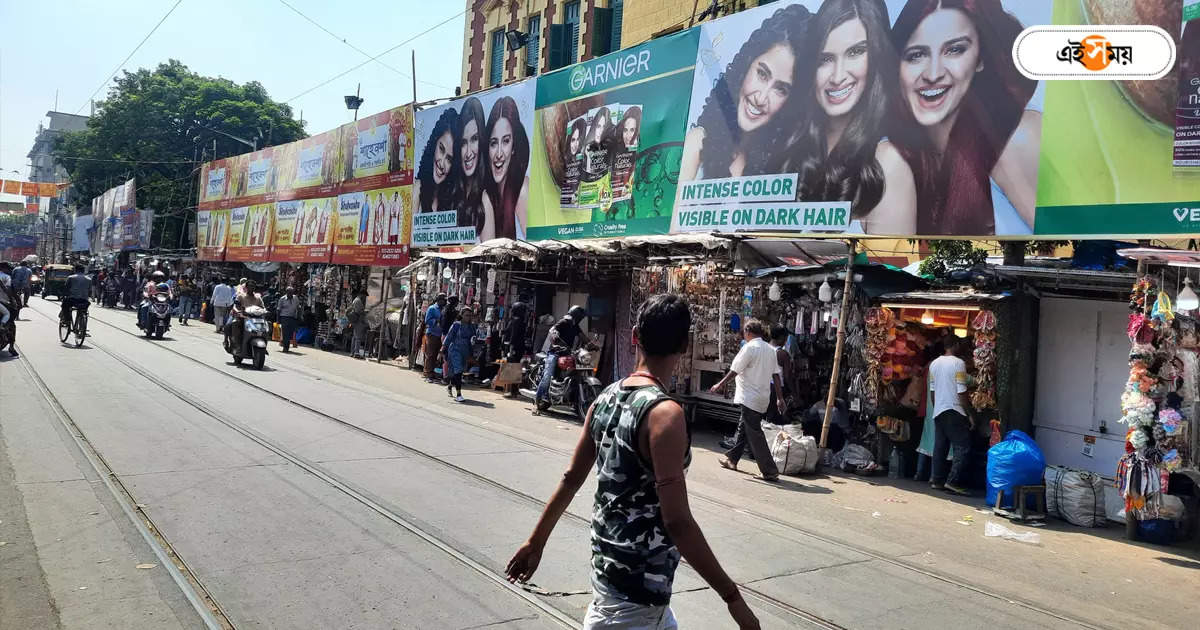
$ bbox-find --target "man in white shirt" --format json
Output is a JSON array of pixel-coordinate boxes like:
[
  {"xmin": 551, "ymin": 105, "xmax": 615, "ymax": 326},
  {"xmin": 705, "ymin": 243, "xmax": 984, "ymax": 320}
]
[
  {"xmin": 710, "ymin": 318, "xmax": 785, "ymax": 481},
  {"xmin": 928, "ymin": 336, "xmax": 973, "ymax": 495},
  {"xmin": 210, "ymin": 278, "xmax": 235, "ymax": 333}
]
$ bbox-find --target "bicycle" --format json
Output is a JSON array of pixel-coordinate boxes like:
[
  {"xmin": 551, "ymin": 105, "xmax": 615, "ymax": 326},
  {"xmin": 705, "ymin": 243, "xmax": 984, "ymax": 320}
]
[{"xmin": 59, "ymin": 304, "xmax": 88, "ymax": 348}]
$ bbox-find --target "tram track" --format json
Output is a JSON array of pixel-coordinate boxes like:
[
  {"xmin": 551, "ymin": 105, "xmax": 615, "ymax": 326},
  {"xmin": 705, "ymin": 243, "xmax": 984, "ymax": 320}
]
[{"xmin": 42, "ymin": 302, "xmax": 1105, "ymax": 629}]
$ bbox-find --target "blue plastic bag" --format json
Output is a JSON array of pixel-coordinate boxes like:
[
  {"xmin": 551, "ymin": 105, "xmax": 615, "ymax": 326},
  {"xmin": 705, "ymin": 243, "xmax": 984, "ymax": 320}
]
[
  {"xmin": 986, "ymin": 430, "xmax": 1046, "ymax": 509},
  {"xmin": 1137, "ymin": 518, "xmax": 1176, "ymax": 545},
  {"xmin": 295, "ymin": 326, "xmax": 314, "ymax": 344}
]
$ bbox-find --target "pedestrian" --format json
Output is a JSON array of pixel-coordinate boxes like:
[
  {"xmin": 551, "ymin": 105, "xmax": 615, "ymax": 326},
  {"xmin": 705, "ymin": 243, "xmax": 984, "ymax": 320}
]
[
  {"xmin": 441, "ymin": 307, "xmax": 476, "ymax": 402},
  {"xmin": 507, "ymin": 295, "xmax": 760, "ymax": 630},
  {"xmin": 276, "ymin": 285, "xmax": 302, "ymax": 352},
  {"xmin": 0, "ymin": 262, "xmax": 19, "ymax": 357},
  {"xmin": 348, "ymin": 289, "xmax": 369, "ymax": 359},
  {"xmin": 176, "ymin": 276, "xmax": 196, "ymax": 325},
  {"xmin": 211, "ymin": 277, "xmax": 235, "ymax": 333},
  {"xmin": 423, "ymin": 293, "xmax": 447, "ymax": 382},
  {"xmin": 928, "ymin": 336, "xmax": 973, "ymax": 495},
  {"xmin": 440, "ymin": 295, "xmax": 460, "ymax": 379},
  {"xmin": 504, "ymin": 294, "xmax": 530, "ymax": 361},
  {"xmin": 710, "ymin": 318, "xmax": 784, "ymax": 482},
  {"xmin": 11, "ymin": 261, "xmax": 32, "ymax": 306},
  {"xmin": 767, "ymin": 325, "xmax": 792, "ymax": 424}
]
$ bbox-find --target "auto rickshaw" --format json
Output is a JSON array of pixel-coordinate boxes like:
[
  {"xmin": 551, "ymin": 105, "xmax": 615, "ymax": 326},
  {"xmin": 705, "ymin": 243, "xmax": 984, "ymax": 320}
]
[{"xmin": 40, "ymin": 264, "xmax": 74, "ymax": 299}]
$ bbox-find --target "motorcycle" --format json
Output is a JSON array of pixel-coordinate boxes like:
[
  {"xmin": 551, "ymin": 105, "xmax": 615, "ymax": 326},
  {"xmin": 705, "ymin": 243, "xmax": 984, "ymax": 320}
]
[
  {"xmin": 140, "ymin": 293, "xmax": 172, "ymax": 339},
  {"xmin": 223, "ymin": 304, "xmax": 269, "ymax": 370},
  {"xmin": 519, "ymin": 345, "xmax": 603, "ymax": 421}
]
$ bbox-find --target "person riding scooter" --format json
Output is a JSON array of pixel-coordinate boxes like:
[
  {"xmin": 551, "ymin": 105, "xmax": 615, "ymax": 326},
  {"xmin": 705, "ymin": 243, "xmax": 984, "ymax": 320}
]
[
  {"xmin": 229, "ymin": 280, "xmax": 265, "ymax": 355},
  {"xmin": 137, "ymin": 271, "xmax": 170, "ymax": 330},
  {"xmin": 535, "ymin": 305, "xmax": 594, "ymax": 406}
]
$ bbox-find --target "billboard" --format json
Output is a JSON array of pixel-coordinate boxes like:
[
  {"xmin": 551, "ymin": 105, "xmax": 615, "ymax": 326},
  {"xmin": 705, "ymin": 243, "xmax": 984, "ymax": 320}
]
[
  {"xmin": 71, "ymin": 215, "xmax": 94, "ymax": 252},
  {"xmin": 90, "ymin": 178, "xmax": 137, "ymax": 254},
  {"xmin": 412, "ymin": 79, "xmax": 536, "ymax": 246},
  {"xmin": 197, "ymin": 106, "xmax": 413, "ymax": 265},
  {"xmin": 1172, "ymin": 0, "xmax": 1199, "ymax": 166},
  {"xmin": 529, "ymin": 30, "xmax": 700, "ymax": 240},
  {"xmin": 196, "ymin": 209, "xmax": 229, "ymax": 261}
]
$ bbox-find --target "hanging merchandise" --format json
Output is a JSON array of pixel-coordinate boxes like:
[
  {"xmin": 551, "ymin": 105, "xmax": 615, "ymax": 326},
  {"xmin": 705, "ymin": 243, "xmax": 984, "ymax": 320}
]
[{"xmin": 971, "ymin": 309, "xmax": 999, "ymax": 411}]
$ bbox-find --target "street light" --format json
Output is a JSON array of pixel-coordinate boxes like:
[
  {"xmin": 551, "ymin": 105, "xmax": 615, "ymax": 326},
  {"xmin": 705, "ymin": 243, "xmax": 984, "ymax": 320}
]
[{"xmin": 344, "ymin": 83, "xmax": 364, "ymax": 121}]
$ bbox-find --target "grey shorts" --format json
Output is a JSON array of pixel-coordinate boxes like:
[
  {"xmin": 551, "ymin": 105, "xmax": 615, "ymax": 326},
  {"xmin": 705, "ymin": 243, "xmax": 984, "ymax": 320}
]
[{"xmin": 583, "ymin": 593, "xmax": 676, "ymax": 630}]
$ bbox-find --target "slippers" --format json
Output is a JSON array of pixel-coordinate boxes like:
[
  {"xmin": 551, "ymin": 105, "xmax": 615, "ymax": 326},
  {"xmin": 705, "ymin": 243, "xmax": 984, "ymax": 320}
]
[{"xmin": 718, "ymin": 457, "xmax": 737, "ymax": 472}]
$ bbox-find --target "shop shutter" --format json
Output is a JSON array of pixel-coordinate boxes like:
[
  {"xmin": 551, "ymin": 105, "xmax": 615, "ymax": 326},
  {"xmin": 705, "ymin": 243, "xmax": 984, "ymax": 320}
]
[
  {"xmin": 526, "ymin": 15, "xmax": 541, "ymax": 76},
  {"xmin": 591, "ymin": 7, "xmax": 613, "ymax": 57},
  {"xmin": 489, "ymin": 29, "xmax": 505, "ymax": 86}
]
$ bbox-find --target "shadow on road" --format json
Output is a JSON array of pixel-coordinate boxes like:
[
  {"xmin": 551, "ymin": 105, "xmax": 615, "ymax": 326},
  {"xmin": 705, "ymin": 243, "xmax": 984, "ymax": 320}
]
[
  {"xmin": 1158, "ymin": 556, "xmax": 1200, "ymax": 569},
  {"xmin": 456, "ymin": 399, "xmax": 495, "ymax": 409}
]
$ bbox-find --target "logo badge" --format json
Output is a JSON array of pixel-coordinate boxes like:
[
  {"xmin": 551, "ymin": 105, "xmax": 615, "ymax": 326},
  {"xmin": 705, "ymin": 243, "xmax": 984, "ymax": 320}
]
[{"xmin": 1012, "ymin": 25, "xmax": 1175, "ymax": 80}]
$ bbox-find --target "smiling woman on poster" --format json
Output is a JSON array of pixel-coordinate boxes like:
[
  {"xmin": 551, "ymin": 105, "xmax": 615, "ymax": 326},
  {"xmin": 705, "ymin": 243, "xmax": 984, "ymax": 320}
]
[
  {"xmin": 681, "ymin": 4, "xmax": 812, "ymax": 181},
  {"xmin": 454, "ymin": 97, "xmax": 487, "ymax": 233},
  {"xmin": 584, "ymin": 106, "xmax": 615, "ymax": 176},
  {"xmin": 786, "ymin": 0, "xmax": 916, "ymax": 234},
  {"xmin": 482, "ymin": 96, "xmax": 531, "ymax": 241},
  {"xmin": 415, "ymin": 108, "xmax": 459, "ymax": 213},
  {"xmin": 890, "ymin": 0, "xmax": 1039, "ymax": 235}
]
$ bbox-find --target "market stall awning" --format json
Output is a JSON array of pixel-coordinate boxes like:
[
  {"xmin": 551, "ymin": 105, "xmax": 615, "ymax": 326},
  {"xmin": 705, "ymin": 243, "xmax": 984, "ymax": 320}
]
[
  {"xmin": 736, "ymin": 238, "xmax": 852, "ymax": 270},
  {"xmin": 877, "ymin": 289, "xmax": 1011, "ymax": 304},
  {"xmin": 1116, "ymin": 248, "xmax": 1200, "ymax": 266}
]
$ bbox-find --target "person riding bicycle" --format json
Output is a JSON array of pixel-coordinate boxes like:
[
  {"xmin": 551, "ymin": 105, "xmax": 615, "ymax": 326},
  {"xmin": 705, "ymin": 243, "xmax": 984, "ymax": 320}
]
[
  {"xmin": 535, "ymin": 305, "xmax": 595, "ymax": 406},
  {"xmin": 0, "ymin": 262, "xmax": 18, "ymax": 356},
  {"xmin": 229, "ymin": 280, "xmax": 265, "ymax": 353},
  {"xmin": 137, "ymin": 271, "xmax": 170, "ymax": 329},
  {"xmin": 60, "ymin": 264, "xmax": 92, "ymax": 329}
]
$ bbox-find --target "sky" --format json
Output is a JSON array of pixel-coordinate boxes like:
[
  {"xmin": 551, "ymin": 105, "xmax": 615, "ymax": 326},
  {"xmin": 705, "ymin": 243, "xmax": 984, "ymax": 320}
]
[{"xmin": 0, "ymin": 0, "xmax": 466, "ymax": 201}]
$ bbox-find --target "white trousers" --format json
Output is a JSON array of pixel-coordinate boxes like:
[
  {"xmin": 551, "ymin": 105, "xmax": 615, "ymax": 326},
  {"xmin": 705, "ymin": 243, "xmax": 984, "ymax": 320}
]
[{"xmin": 583, "ymin": 594, "xmax": 676, "ymax": 630}]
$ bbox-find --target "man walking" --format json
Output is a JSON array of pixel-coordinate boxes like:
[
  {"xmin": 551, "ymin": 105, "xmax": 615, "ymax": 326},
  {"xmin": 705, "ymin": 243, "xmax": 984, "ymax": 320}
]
[
  {"xmin": 211, "ymin": 277, "xmax": 235, "ymax": 333},
  {"xmin": 929, "ymin": 336, "xmax": 973, "ymax": 495},
  {"xmin": 507, "ymin": 295, "xmax": 760, "ymax": 629},
  {"xmin": 423, "ymin": 293, "xmax": 446, "ymax": 381},
  {"xmin": 11, "ymin": 261, "xmax": 32, "ymax": 306},
  {"xmin": 276, "ymin": 286, "xmax": 302, "ymax": 352},
  {"xmin": 348, "ymin": 289, "xmax": 369, "ymax": 359},
  {"xmin": 711, "ymin": 319, "xmax": 784, "ymax": 482}
]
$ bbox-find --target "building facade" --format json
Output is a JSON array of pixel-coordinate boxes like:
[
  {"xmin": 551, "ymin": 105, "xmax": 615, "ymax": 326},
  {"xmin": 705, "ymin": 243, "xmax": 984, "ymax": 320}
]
[
  {"xmin": 459, "ymin": 0, "xmax": 779, "ymax": 95},
  {"xmin": 27, "ymin": 110, "xmax": 89, "ymax": 261}
]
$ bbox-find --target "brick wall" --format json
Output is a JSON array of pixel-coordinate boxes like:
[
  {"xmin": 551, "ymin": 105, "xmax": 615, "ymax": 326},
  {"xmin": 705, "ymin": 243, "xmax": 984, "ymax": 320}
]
[
  {"xmin": 540, "ymin": 1, "xmax": 557, "ymax": 73},
  {"xmin": 619, "ymin": 0, "xmax": 770, "ymax": 49}
]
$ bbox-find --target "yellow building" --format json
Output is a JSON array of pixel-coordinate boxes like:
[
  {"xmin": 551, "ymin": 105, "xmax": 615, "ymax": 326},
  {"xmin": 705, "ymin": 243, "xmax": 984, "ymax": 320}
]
[{"xmin": 459, "ymin": 0, "xmax": 777, "ymax": 94}]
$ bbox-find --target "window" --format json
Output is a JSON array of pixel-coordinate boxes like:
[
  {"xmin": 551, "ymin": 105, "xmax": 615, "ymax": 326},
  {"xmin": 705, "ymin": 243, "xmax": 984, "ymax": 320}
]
[
  {"xmin": 564, "ymin": 1, "xmax": 580, "ymax": 64},
  {"xmin": 489, "ymin": 29, "xmax": 505, "ymax": 86},
  {"xmin": 610, "ymin": 0, "xmax": 623, "ymax": 53},
  {"xmin": 526, "ymin": 15, "xmax": 541, "ymax": 76}
]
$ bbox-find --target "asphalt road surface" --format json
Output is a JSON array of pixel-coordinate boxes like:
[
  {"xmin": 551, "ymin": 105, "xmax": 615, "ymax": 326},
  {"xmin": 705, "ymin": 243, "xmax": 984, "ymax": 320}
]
[{"xmin": 2, "ymin": 297, "xmax": 1196, "ymax": 629}]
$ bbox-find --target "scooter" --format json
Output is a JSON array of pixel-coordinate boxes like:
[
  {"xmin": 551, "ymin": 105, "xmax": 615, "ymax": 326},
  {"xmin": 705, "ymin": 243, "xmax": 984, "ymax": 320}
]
[
  {"xmin": 223, "ymin": 305, "xmax": 269, "ymax": 370},
  {"xmin": 519, "ymin": 345, "xmax": 603, "ymax": 421},
  {"xmin": 140, "ymin": 293, "xmax": 172, "ymax": 339}
]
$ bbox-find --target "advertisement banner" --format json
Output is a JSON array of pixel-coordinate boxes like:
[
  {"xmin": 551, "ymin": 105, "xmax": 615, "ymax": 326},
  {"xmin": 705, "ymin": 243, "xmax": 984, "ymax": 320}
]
[
  {"xmin": 331, "ymin": 187, "xmax": 411, "ymax": 265},
  {"xmin": 1174, "ymin": 0, "xmax": 1200, "ymax": 166},
  {"xmin": 72, "ymin": 215, "xmax": 94, "ymax": 252},
  {"xmin": 413, "ymin": 80, "xmax": 535, "ymax": 246},
  {"xmin": 196, "ymin": 209, "xmax": 229, "ymax": 261},
  {"xmin": 2, "ymin": 180, "xmax": 18, "ymax": 195},
  {"xmin": 226, "ymin": 203, "xmax": 275, "ymax": 261},
  {"xmin": 1035, "ymin": 0, "xmax": 1200, "ymax": 235},
  {"xmin": 271, "ymin": 198, "xmax": 334, "ymax": 263},
  {"xmin": 529, "ymin": 30, "xmax": 699, "ymax": 240},
  {"xmin": 339, "ymin": 105, "xmax": 415, "ymax": 192},
  {"xmin": 89, "ymin": 178, "xmax": 137, "ymax": 253},
  {"xmin": 286, "ymin": 129, "xmax": 343, "ymax": 196}
]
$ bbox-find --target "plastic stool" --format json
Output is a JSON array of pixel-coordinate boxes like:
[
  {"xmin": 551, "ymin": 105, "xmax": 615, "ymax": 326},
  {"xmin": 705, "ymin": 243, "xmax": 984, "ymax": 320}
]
[{"xmin": 993, "ymin": 484, "xmax": 1047, "ymax": 522}]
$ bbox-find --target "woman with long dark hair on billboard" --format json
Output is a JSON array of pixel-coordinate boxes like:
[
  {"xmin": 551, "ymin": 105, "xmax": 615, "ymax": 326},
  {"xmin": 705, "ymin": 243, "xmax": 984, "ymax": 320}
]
[
  {"xmin": 415, "ymin": 107, "xmax": 459, "ymax": 214},
  {"xmin": 681, "ymin": 3, "xmax": 812, "ymax": 181},
  {"xmin": 786, "ymin": 0, "xmax": 916, "ymax": 234},
  {"xmin": 584, "ymin": 106, "xmax": 614, "ymax": 176},
  {"xmin": 482, "ymin": 96, "xmax": 531, "ymax": 240},
  {"xmin": 561, "ymin": 117, "xmax": 589, "ymax": 206},
  {"xmin": 890, "ymin": 0, "xmax": 1039, "ymax": 235},
  {"xmin": 453, "ymin": 97, "xmax": 487, "ymax": 234},
  {"xmin": 607, "ymin": 105, "xmax": 642, "ymax": 217}
]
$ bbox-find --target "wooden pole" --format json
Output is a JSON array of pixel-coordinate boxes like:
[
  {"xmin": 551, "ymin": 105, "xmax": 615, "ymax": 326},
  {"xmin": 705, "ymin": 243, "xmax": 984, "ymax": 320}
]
[
  {"xmin": 375, "ymin": 266, "xmax": 391, "ymax": 363},
  {"xmin": 688, "ymin": 0, "xmax": 701, "ymax": 27},
  {"xmin": 819, "ymin": 239, "xmax": 857, "ymax": 448}
]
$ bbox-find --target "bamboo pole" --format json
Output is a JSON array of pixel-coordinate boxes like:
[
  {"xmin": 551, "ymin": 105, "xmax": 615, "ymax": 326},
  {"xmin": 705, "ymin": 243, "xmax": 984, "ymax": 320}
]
[
  {"xmin": 375, "ymin": 266, "xmax": 390, "ymax": 363},
  {"xmin": 819, "ymin": 239, "xmax": 858, "ymax": 449}
]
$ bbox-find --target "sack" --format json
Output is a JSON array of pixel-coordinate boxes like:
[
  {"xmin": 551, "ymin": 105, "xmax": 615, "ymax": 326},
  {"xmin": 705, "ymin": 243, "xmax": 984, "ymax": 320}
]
[
  {"xmin": 1137, "ymin": 518, "xmax": 1177, "ymax": 545},
  {"xmin": 986, "ymin": 430, "xmax": 1046, "ymax": 509},
  {"xmin": 763, "ymin": 423, "xmax": 818, "ymax": 475},
  {"xmin": 832, "ymin": 443, "xmax": 878, "ymax": 475},
  {"xmin": 1045, "ymin": 465, "xmax": 1106, "ymax": 527}
]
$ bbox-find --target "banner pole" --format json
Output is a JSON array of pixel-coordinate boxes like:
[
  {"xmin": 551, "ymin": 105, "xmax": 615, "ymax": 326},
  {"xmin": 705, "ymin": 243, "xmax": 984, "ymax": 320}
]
[
  {"xmin": 411, "ymin": 51, "xmax": 417, "ymax": 106},
  {"xmin": 376, "ymin": 266, "xmax": 390, "ymax": 363},
  {"xmin": 819, "ymin": 239, "xmax": 857, "ymax": 449}
]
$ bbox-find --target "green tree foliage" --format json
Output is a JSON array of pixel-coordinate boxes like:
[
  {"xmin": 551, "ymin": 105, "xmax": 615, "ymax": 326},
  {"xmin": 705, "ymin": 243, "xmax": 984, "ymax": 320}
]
[
  {"xmin": 918, "ymin": 240, "xmax": 989, "ymax": 278},
  {"xmin": 54, "ymin": 60, "xmax": 306, "ymax": 247}
]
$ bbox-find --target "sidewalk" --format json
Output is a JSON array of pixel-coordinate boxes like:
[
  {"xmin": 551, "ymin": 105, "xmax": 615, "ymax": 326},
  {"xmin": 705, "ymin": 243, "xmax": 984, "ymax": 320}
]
[{"xmin": 78, "ymin": 304, "xmax": 1200, "ymax": 628}]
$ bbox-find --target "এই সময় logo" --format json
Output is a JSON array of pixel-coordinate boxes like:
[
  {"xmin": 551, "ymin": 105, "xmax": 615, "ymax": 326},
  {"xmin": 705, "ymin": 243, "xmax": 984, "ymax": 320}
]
[{"xmin": 1059, "ymin": 34, "xmax": 1132, "ymax": 71}]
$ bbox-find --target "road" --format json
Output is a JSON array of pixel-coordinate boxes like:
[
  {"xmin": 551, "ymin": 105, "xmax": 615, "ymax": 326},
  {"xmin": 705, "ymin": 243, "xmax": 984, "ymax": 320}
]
[{"xmin": 2, "ymin": 297, "xmax": 1197, "ymax": 629}]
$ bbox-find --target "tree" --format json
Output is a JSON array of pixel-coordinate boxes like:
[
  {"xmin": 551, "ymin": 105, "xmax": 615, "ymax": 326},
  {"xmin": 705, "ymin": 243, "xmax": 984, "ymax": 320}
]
[
  {"xmin": 917, "ymin": 240, "xmax": 989, "ymax": 278},
  {"xmin": 54, "ymin": 60, "xmax": 306, "ymax": 249}
]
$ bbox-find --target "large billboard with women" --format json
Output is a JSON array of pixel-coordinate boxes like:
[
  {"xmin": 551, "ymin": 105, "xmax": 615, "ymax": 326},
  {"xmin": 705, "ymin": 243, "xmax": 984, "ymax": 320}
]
[
  {"xmin": 412, "ymin": 79, "xmax": 536, "ymax": 246},
  {"xmin": 527, "ymin": 29, "xmax": 700, "ymax": 240},
  {"xmin": 331, "ymin": 105, "xmax": 414, "ymax": 264},
  {"xmin": 671, "ymin": 0, "xmax": 1050, "ymax": 237}
]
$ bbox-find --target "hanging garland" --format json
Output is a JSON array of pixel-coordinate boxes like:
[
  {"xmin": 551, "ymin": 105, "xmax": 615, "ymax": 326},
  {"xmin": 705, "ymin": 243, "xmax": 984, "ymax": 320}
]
[
  {"xmin": 971, "ymin": 309, "xmax": 998, "ymax": 411},
  {"xmin": 862, "ymin": 306, "xmax": 893, "ymax": 410}
]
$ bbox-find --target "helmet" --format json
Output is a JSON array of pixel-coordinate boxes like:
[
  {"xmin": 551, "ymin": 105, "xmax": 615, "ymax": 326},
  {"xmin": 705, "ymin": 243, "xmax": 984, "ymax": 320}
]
[
  {"xmin": 567, "ymin": 305, "xmax": 587, "ymax": 322},
  {"xmin": 156, "ymin": 282, "xmax": 170, "ymax": 292},
  {"xmin": 151, "ymin": 270, "xmax": 166, "ymax": 280}
]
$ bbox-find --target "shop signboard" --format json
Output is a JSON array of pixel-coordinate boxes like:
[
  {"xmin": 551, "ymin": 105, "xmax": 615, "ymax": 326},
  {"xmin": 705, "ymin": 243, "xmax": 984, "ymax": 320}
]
[
  {"xmin": 196, "ymin": 209, "xmax": 229, "ymax": 261},
  {"xmin": 412, "ymin": 80, "xmax": 535, "ymax": 246},
  {"xmin": 226, "ymin": 203, "xmax": 274, "ymax": 261},
  {"xmin": 528, "ymin": 30, "xmax": 700, "ymax": 240}
]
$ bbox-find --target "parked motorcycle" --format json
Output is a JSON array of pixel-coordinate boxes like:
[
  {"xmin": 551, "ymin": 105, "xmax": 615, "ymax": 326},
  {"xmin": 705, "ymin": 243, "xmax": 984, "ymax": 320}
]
[
  {"xmin": 519, "ymin": 346, "xmax": 602, "ymax": 421},
  {"xmin": 140, "ymin": 292, "xmax": 172, "ymax": 339},
  {"xmin": 223, "ymin": 305, "xmax": 269, "ymax": 370}
]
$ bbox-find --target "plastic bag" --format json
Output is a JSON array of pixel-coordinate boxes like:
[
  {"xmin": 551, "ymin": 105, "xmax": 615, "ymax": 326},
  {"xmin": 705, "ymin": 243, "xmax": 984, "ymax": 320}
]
[
  {"xmin": 764, "ymin": 423, "xmax": 818, "ymax": 475},
  {"xmin": 986, "ymin": 430, "xmax": 1046, "ymax": 509},
  {"xmin": 1137, "ymin": 518, "xmax": 1177, "ymax": 545},
  {"xmin": 984, "ymin": 521, "xmax": 1041, "ymax": 544},
  {"xmin": 1160, "ymin": 494, "xmax": 1186, "ymax": 521},
  {"xmin": 1045, "ymin": 466, "xmax": 1106, "ymax": 527}
]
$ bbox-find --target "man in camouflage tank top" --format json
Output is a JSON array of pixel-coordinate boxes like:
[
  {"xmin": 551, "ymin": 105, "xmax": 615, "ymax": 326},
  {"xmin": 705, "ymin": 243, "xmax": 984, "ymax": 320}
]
[{"xmin": 507, "ymin": 295, "xmax": 760, "ymax": 629}]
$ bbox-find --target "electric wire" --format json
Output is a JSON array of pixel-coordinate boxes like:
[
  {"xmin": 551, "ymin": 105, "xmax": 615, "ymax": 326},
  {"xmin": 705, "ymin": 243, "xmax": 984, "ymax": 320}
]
[{"xmin": 74, "ymin": 0, "xmax": 185, "ymax": 115}]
